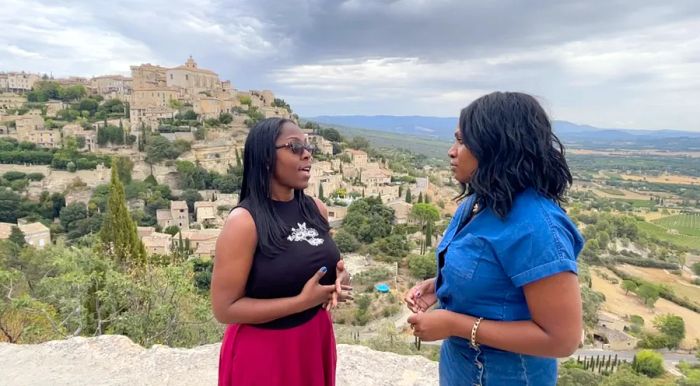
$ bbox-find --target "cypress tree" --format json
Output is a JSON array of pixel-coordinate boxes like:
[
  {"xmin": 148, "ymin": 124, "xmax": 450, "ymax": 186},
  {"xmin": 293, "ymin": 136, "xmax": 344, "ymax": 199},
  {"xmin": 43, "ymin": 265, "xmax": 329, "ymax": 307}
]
[
  {"xmin": 405, "ymin": 188, "xmax": 412, "ymax": 203},
  {"xmin": 425, "ymin": 221, "xmax": 432, "ymax": 249},
  {"xmin": 99, "ymin": 164, "xmax": 146, "ymax": 265}
]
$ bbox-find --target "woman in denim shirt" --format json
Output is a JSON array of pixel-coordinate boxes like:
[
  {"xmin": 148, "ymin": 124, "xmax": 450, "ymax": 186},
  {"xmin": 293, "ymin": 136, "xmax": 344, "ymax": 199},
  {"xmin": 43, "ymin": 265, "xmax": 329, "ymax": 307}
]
[{"xmin": 405, "ymin": 92, "xmax": 584, "ymax": 386}]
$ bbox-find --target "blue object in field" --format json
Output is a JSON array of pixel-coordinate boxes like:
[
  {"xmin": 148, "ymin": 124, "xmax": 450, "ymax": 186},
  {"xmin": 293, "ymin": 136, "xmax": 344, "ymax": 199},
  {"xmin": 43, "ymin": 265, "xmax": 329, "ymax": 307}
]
[{"xmin": 374, "ymin": 283, "xmax": 390, "ymax": 293}]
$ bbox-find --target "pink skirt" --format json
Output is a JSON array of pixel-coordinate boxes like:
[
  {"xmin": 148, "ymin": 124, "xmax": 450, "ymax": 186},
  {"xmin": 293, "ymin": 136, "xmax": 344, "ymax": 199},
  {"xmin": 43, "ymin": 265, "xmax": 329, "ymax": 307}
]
[{"xmin": 218, "ymin": 309, "xmax": 336, "ymax": 386}]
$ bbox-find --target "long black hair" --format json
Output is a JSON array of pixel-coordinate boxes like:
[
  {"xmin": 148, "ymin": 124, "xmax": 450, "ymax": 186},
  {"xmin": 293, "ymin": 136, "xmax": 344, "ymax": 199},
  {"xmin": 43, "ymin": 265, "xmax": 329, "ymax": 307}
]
[
  {"xmin": 458, "ymin": 92, "xmax": 572, "ymax": 218},
  {"xmin": 239, "ymin": 117, "xmax": 329, "ymax": 256}
]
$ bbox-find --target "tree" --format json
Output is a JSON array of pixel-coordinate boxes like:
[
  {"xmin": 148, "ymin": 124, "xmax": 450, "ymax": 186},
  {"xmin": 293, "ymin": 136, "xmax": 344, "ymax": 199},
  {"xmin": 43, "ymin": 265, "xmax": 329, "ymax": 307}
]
[
  {"xmin": 600, "ymin": 366, "xmax": 652, "ymax": 386},
  {"xmin": 59, "ymin": 203, "xmax": 88, "ymax": 235},
  {"xmin": 60, "ymin": 85, "xmax": 86, "ymax": 101},
  {"xmin": 333, "ymin": 229, "xmax": 360, "ymax": 253},
  {"xmin": 417, "ymin": 192, "xmax": 423, "ymax": 203},
  {"xmin": 3, "ymin": 171, "xmax": 26, "ymax": 181},
  {"xmin": 164, "ymin": 225, "xmax": 180, "ymax": 236},
  {"xmin": 653, "ymin": 314, "xmax": 685, "ymax": 349},
  {"xmin": 622, "ymin": 280, "xmax": 638, "ymax": 295},
  {"xmin": 0, "ymin": 190, "xmax": 23, "ymax": 222},
  {"xmin": 692, "ymin": 262, "xmax": 700, "ymax": 276},
  {"xmin": 408, "ymin": 254, "xmax": 436, "ymax": 279},
  {"xmin": 78, "ymin": 98, "xmax": 99, "ymax": 116},
  {"xmin": 342, "ymin": 197, "xmax": 395, "ymax": 244},
  {"xmin": 113, "ymin": 157, "xmax": 134, "ymax": 184},
  {"xmin": 145, "ymin": 135, "xmax": 170, "ymax": 164},
  {"xmin": 180, "ymin": 189, "xmax": 203, "ymax": 213},
  {"xmin": 558, "ymin": 366, "xmax": 603, "ymax": 386},
  {"xmin": 348, "ymin": 136, "xmax": 370, "ymax": 151},
  {"xmin": 144, "ymin": 174, "xmax": 158, "ymax": 186},
  {"xmin": 633, "ymin": 349, "xmax": 664, "ymax": 378},
  {"xmin": 636, "ymin": 284, "xmax": 660, "ymax": 307},
  {"xmin": 424, "ymin": 221, "xmax": 433, "ymax": 253},
  {"xmin": 374, "ymin": 234, "xmax": 410, "ymax": 261},
  {"xmin": 235, "ymin": 148, "xmax": 242, "ymax": 167},
  {"xmin": 176, "ymin": 161, "xmax": 210, "ymax": 190},
  {"xmin": 319, "ymin": 183, "xmax": 325, "ymax": 200},
  {"xmin": 410, "ymin": 203, "xmax": 440, "ymax": 227},
  {"xmin": 9, "ymin": 226, "xmax": 26, "ymax": 248},
  {"xmin": 72, "ymin": 135, "xmax": 86, "ymax": 149},
  {"xmin": 219, "ymin": 112, "xmax": 233, "ymax": 124},
  {"xmin": 98, "ymin": 167, "xmax": 146, "ymax": 265},
  {"xmin": 179, "ymin": 110, "xmax": 198, "ymax": 120},
  {"xmin": 318, "ymin": 127, "xmax": 343, "ymax": 142},
  {"xmin": 405, "ymin": 188, "xmax": 412, "ymax": 203}
]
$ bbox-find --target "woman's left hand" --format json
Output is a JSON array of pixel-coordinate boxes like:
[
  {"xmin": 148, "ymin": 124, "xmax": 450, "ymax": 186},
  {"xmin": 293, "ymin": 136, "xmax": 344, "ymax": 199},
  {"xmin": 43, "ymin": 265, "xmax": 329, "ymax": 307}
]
[
  {"xmin": 407, "ymin": 309, "xmax": 454, "ymax": 341},
  {"xmin": 325, "ymin": 259, "xmax": 352, "ymax": 310}
]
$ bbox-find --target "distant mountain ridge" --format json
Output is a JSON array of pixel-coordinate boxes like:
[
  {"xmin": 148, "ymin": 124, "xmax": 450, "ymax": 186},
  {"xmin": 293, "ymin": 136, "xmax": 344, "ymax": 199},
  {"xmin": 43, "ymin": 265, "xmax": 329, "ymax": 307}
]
[{"xmin": 306, "ymin": 115, "xmax": 700, "ymax": 151}]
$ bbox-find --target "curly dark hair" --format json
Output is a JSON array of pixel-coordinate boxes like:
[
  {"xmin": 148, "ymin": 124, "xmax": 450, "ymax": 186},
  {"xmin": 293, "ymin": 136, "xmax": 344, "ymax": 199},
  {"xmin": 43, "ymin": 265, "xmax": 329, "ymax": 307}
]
[{"xmin": 458, "ymin": 91, "xmax": 572, "ymax": 218}]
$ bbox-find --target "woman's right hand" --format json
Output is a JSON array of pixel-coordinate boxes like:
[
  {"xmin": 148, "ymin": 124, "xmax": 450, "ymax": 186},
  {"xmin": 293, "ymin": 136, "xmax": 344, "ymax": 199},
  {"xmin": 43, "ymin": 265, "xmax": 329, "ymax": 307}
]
[
  {"xmin": 298, "ymin": 267, "xmax": 337, "ymax": 310},
  {"xmin": 404, "ymin": 277, "xmax": 437, "ymax": 312}
]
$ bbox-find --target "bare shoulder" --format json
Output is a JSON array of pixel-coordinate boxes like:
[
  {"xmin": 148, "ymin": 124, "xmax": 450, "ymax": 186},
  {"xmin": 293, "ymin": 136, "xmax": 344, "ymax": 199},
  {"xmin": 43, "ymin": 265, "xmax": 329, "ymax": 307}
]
[
  {"xmin": 311, "ymin": 196, "xmax": 329, "ymax": 221},
  {"xmin": 219, "ymin": 207, "xmax": 256, "ymax": 240}
]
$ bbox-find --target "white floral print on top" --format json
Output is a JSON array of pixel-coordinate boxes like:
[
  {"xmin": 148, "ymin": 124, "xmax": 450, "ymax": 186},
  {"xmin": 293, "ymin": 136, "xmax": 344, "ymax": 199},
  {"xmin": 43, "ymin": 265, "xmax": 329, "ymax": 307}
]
[{"xmin": 287, "ymin": 222, "xmax": 324, "ymax": 246}]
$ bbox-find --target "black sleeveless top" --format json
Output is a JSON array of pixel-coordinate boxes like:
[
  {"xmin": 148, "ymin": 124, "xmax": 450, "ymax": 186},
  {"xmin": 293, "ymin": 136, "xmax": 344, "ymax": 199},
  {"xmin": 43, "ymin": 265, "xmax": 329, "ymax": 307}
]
[{"xmin": 238, "ymin": 196, "xmax": 340, "ymax": 329}]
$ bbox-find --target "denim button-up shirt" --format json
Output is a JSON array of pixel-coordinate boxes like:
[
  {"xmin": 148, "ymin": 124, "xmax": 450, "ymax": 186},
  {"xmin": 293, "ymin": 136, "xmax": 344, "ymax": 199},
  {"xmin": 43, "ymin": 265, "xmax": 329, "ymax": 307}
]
[{"xmin": 435, "ymin": 189, "xmax": 584, "ymax": 386}]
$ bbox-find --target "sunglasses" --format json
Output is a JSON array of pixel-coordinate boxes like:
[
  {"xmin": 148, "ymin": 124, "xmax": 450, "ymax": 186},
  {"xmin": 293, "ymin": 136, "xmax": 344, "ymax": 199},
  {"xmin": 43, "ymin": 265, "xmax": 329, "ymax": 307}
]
[{"xmin": 275, "ymin": 142, "xmax": 316, "ymax": 156}]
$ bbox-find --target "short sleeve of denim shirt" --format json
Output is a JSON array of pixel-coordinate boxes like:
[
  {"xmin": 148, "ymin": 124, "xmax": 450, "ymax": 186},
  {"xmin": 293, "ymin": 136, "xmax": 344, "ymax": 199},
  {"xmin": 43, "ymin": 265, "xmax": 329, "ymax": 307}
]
[{"xmin": 493, "ymin": 198, "xmax": 582, "ymax": 288}]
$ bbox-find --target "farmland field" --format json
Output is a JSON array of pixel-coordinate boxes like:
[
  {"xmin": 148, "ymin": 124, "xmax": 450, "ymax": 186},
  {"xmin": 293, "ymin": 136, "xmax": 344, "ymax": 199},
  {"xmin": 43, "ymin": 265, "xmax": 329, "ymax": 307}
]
[
  {"xmin": 591, "ymin": 268, "xmax": 700, "ymax": 349},
  {"xmin": 617, "ymin": 264, "xmax": 700, "ymax": 309},
  {"xmin": 637, "ymin": 221, "xmax": 700, "ymax": 251},
  {"xmin": 653, "ymin": 213, "xmax": 700, "ymax": 237}
]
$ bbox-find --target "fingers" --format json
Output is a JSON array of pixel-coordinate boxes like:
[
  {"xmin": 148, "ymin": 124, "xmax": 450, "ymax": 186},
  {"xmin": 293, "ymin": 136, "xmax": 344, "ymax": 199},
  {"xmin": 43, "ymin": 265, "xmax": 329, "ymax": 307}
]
[
  {"xmin": 338, "ymin": 291, "xmax": 354, "ymax": 302},
  {"xmin": 415, "ymin": 298, "xmax": 432, "ymax": 312},
  {"xmin": 332, "ymin": 291, "xmax": 338, "ymax": 308},
  {"xmin": 317, "ymin": 266, "xmax": 328, "ymax": 278}
]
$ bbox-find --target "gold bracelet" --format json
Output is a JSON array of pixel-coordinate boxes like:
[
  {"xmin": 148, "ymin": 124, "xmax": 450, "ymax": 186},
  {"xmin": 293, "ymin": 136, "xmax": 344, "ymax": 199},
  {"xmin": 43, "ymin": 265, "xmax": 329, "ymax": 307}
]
[{"xmin": 470, "ymin": 317, "xmax": 483, "ymax": 349}]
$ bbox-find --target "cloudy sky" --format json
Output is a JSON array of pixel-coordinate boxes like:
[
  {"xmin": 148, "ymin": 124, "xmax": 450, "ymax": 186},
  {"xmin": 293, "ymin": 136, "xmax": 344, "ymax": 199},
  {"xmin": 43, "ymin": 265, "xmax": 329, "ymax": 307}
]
[{"xmin": 1, "ymin": 0, "xmax": 699, "ymax": 131}]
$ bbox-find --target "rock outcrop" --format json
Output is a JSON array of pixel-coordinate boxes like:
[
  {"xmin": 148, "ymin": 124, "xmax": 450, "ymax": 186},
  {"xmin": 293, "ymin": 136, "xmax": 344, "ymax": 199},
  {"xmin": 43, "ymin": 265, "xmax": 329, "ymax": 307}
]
[{"xmin": 0, "ymin": 335, "xmax": 438, "ymax": 385}]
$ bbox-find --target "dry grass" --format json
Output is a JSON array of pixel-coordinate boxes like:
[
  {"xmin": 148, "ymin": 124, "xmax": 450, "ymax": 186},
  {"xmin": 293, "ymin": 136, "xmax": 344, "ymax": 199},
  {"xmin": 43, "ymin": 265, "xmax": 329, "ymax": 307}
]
[
  {"xmin": 591, "ymin": 267, "xmax": 700, "ymax": 349},
  {"xmin": 617, "ymin": 265, "xmax": 700, "ymax": 307},
  {"xmin": 621, "ymin": 173, "xmax": 700, "ymax": 185}
]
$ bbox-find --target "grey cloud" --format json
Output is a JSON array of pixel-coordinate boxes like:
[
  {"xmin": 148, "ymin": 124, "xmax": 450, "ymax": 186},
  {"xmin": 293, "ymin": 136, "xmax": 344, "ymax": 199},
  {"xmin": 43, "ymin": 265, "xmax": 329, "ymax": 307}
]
[{"xmin": 1, "ymin": 0, "xmax": 699, "ymax": 130}]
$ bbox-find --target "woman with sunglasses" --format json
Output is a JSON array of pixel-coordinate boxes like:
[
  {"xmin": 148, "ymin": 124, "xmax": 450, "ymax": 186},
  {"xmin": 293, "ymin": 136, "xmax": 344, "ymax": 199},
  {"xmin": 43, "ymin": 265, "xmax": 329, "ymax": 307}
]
[
  {"xmin": 212, "ymin": 118, "xmax": 351, "ymax": 386},
  {"xmin": 404, "ymin": 92, "xmax": 584, "ymax": 385}
]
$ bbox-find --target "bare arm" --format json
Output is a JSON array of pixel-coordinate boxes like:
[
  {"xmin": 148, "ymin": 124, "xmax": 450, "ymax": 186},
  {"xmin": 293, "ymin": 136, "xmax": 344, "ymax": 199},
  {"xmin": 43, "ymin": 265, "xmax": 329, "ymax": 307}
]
[
  {"xmin": 210, "ymin": 208, "xmax": 333, "ymax": 325},
  {"xmin": 447, "ymin": 272, "xmax": 582, "ymax": 357},
  {"xmin": 410, "ymin": 272, "xmax": 582, "ymax": 358}
]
